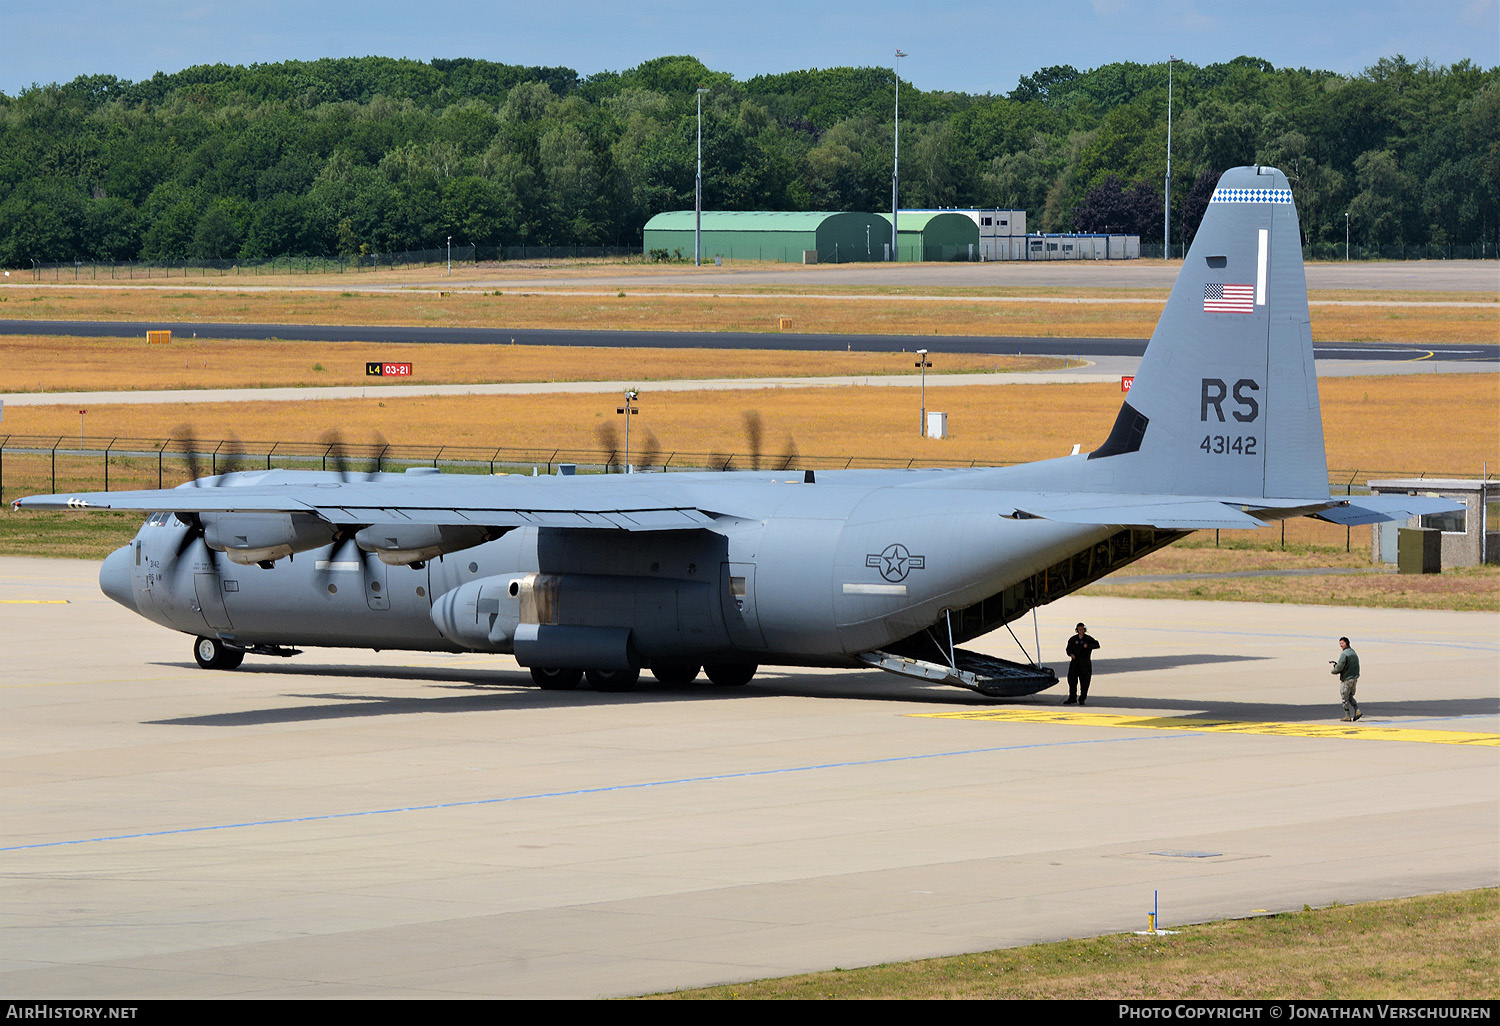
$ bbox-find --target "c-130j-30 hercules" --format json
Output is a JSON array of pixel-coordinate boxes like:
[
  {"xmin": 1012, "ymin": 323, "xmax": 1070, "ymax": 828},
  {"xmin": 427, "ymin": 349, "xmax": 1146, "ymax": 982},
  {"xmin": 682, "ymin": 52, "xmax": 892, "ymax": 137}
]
[{"xmin": 14, "ymin": 166, "xmax": 1458, "ymax": 697}]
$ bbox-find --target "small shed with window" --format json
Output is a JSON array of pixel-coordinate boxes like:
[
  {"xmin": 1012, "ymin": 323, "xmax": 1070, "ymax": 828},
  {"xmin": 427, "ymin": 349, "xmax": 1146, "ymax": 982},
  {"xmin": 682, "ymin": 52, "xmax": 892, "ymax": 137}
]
[{"xmin": 1367, "ymin": 478, "xmax": 1499, "ymax": 566}]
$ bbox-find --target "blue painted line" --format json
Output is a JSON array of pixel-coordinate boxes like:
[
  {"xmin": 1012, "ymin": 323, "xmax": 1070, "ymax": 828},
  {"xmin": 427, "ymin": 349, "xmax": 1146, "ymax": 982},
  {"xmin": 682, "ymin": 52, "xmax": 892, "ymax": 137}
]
[{"xmin": 1, "ymin": 731, "xmax": 1196, "ymax": 853}]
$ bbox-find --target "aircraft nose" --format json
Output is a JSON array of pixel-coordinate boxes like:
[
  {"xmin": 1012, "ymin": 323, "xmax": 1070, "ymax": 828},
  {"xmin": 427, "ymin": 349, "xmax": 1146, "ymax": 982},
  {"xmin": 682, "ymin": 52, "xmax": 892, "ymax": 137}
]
[{"xmin": 99, "ymin": 545, "xmax": 137, "ymax": 613}]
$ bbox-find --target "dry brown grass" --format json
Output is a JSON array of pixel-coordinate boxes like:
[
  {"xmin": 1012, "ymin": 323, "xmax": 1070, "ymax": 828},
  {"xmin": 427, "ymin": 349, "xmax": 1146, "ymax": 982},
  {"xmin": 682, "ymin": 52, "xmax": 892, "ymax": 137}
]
[
  {"xmin": 5, "ymin": 375, "xmax": 1495, "ymax": 479},
  {"xmin": 1086, "ymin": 563, "xmax": 1499, "ymax": 610},
  {"xmin": 657, "ymin": 889, "xmax": 1499, "ymax": 999},
  {"xmin": 0, "ymin": 335, "xmax": 1057, "ymax": 393},
  {"xmin": 1, "ymin": 283, "xmax": 1493, "ymax": 342}
]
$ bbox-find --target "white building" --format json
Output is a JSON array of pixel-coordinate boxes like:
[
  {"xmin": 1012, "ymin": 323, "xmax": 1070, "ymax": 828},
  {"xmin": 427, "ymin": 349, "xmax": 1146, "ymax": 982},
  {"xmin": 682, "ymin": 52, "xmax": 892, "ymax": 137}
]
[
  {"xmin": 898, "ymin": 210, "xmax": 1142, "ymax": 260},
  {"xmin": 1025, "ymin": 233, "xmax": 1141, "ymax": 260}
]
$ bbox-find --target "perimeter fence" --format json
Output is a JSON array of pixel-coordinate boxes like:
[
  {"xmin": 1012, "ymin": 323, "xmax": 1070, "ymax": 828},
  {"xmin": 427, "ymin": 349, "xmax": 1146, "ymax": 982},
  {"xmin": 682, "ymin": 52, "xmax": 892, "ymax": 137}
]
[
  {"xmin": 1142, "ymin": 241, "xmax": 1496, "ymax": 260},
  {"xmin": 3, "ymin": 432, "xmax": 1488, "ymax": 554},
  {"xmin": 25, "ymin": 244, "xmax": 642, "ymax": 281},
  {"xmin": 0, "ymin": 432, "xmax": 1027, "ymax": 501}
]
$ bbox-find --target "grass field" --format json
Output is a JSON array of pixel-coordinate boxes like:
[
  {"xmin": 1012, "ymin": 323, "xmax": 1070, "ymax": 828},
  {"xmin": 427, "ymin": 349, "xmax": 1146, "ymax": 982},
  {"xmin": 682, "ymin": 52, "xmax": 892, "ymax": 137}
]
[
  {"xmin": 0, "ymin": 334, "xmax": 1063, "ymax": 393},
  {"xmin": 1085, "ymin": 537, "xmax": 1500, "ymax": 611},
  {"xmin": 1, "ymin": 281, "xmax": 1494, "ymax": 343},
  {"xmin": 651, "ymin": 889, "xmax": 1499, "ymax": 999},
  {"xmin": 5, "ymin": 373, "xmax": 1494, "ymax": 477}
]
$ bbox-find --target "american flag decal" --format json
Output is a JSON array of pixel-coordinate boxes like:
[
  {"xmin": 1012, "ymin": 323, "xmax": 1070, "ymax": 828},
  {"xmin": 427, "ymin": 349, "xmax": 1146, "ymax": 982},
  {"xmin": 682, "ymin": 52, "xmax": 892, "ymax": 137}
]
[{"xmin": 1204, "ymin": 283, "xmax": 1254, "ymax": 314}]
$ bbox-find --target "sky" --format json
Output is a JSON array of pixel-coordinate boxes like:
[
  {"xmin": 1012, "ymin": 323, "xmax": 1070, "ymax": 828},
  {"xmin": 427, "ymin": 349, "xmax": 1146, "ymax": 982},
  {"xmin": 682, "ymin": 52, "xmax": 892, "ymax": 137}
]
[{"xmin": 2, "ymin": 0, "xmax": 1496, "ymax": 98}]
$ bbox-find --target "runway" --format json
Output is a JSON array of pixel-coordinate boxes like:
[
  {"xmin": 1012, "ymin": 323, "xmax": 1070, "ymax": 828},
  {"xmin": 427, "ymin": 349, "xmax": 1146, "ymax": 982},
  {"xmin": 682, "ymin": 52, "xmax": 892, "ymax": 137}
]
[
  {"xmin": 1, "ymin": 318, "xmax": 1494, "ymax": 367},
  {"xmin": 1, "ymin": 556, "xmax": 1494, "ymax": 997}
]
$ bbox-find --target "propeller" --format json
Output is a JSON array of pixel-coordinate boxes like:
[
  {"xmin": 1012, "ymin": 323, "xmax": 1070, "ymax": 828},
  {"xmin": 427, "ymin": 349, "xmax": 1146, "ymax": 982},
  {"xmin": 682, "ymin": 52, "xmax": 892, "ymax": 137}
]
[
  {"xmin": 739, "ymin": 410, "xmax": 800, "ymax": 472},
  {"xmin": 774, "ymin": 437, "xmax": 800, "ymax": 471},
  {"xmin": 320, "ymin": 429, "xmax": 388, "ymax": 480},
  {"xmin": 215, "ymin": 434, "xmax": 248, "ymax": 478},
  {"xmin": 313, "ymin": 532, "xmax": 376, "ymax": 592},
  {"xmin": 169, "ymin": 426, "xmax": 259, "ymax": 485},
  {"xmin": 170, "ymin": 425, "xmax": 206, "ymax": 486},
  {"xmin": 635, "ymin": 429, "xmax": 663, "ymax": 471},
  {"xmin": 594, "ymin": 423, "xmax": 620, "ymax": 472},
  {"xmin": 742, "ymin": 412, "xmax": 764, "ymax": 471}
]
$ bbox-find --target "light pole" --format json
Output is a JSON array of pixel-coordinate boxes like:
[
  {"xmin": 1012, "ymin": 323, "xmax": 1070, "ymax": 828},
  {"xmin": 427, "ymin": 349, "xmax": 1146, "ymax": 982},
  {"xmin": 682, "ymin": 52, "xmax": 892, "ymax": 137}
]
[
  {"xmin": 695, "ymin": 87, "xmax": 709, "ymax": 267},
  {"xmin": 892, "ymin": 50, "xmax": 906, "ymax": 262},
  {"xmin": 446, "ymin": 236, "xmax": 451, "ymax": 276},
  {"xmin": 617, "ymin": 389, "xmax": 639, "ymax": 471},
  {"xmin": 915, "ymin": 349, "xmax": 930, "ymax": 436},
  {"xmin": 1345, "ymin": 211, "xmax": 1350, "ymax": 261},
  {"xmin": 1164, "ymin": 56, "xmax": 1181, "ymax": 260}
]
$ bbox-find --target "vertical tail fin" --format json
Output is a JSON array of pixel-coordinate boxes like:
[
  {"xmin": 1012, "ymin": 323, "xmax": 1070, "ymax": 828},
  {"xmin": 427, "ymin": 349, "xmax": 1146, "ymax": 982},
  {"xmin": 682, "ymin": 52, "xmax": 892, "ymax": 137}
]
[{"xmin": 1086, "ymin": 165, "xmax": 1328, "ymax": 501}]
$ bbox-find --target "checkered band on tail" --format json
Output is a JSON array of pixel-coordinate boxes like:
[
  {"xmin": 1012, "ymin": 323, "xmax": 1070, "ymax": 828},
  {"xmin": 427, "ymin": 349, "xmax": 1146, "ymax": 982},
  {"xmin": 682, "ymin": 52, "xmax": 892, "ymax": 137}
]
[{"xmin": 1209, "ymin": 187, "xmax": 1294, "ymax": 204}]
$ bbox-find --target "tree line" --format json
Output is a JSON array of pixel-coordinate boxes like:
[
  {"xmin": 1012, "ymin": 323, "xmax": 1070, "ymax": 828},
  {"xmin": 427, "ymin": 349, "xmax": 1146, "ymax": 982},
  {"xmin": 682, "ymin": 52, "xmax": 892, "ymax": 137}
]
[{"xmin": 1, "ymin": 52, "xmax": 1494, "ymax": 266}]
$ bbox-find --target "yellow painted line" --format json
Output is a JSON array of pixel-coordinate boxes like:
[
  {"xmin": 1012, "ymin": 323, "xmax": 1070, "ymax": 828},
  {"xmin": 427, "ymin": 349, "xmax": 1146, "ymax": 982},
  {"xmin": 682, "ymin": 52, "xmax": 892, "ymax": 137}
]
[
  {"xmin": 0, "ymin": 599, "xmax": 70, "ymax": 604},
  {"xmin": 916, "ymin": 708, "xmax": 1500, "ymax": 747}
]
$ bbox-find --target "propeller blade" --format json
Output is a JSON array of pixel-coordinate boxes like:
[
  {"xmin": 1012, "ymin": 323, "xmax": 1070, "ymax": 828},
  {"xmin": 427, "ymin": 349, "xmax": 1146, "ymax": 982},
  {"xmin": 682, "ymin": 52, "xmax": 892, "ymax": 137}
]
[
  {"xmin": 217, "ymin": 434, "xmax": 247, "ymax": 478},
  {"xmin": 594, "ymin": 424, "xmax": 620, "ymax": 471},
  {"xmin": 742, "ymin": 411, "xmax": 764, "ymax": 471},
  {"xmin": 313, "ymin": 534, "xmax": 365, "ymax": 589},
  {"xmin": 172, "ymin": 511, "xmax": 203, "ymax": 559},
  {"xmin": 170, "ymin": 425, "xmax": 204, "ymax": 485},
  {"xmin": 775, "ymin": 437, "xmax": 800, "ymax": 471},
  {"xmin": 320, "ymin": 430, "xmax": 352, "ymax": 479},
  {"xmin": 636, "ymin": 430, "xmax": 662, "ymax": 470},
  {"xmin": 370, "ymin": 431, "xmax": 389, "ymax": 477}
]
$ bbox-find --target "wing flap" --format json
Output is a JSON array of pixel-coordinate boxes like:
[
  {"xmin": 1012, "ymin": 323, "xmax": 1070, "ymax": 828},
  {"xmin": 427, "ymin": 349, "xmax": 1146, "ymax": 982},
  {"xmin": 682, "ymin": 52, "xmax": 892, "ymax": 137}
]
[{"xmin": 1005, "ymin": 494, "xmax": 1270, "ymax": 529}]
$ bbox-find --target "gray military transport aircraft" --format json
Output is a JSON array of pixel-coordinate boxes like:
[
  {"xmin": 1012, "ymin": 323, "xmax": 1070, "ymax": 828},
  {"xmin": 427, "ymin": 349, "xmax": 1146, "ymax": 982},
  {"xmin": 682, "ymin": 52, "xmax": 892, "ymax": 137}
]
[{"xmin": 13, "ymin": 166, "xmax": 1458, "ymax": 697}]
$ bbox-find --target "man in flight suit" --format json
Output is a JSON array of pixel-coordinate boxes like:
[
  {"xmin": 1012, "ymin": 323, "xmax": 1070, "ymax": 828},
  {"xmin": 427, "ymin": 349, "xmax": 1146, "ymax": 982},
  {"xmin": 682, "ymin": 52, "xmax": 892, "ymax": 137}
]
[
  {"xmin": 1332, "ymin": 636, "xmax": 1361, "ymax": 721},
  {"xmin": 1064, "ymin": 622, "xmax": 1100, "ymax": 706}
]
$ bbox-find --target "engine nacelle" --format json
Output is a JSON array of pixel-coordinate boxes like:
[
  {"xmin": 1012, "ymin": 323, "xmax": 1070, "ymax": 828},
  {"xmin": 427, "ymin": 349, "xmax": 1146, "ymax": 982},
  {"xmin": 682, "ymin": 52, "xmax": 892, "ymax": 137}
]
[
  {"xmin": 201, "ymin": 512, "xmax": 338, "ymax": 565},
  {"xmin": 429, "ymin": 571, "xmax": 722, "ymax": 660},
  {"xmin": 429, "ymin": 573, "xmax": 528, "ymax": 650},
  {"xmin": 354, "ymin": 523, "xmax": 496, "ymax": 566}
]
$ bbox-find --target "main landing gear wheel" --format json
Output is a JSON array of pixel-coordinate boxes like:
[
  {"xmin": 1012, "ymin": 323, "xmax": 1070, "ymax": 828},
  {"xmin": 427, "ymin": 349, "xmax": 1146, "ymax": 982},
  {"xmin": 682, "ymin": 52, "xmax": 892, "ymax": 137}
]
[
  {"xmin": 586, "ymin": 667, "xmax": 640, "ymax": 692},
  {"xmin": 650, "ymin": 662, "xmax": 701, "ymax": 686},
  {"xmin": 193, "ymin": 636, "xmax": 244, "ymax": 670},
  {"xmin": 530, "ymin": 666, "xmax": 583, "ymax": 690},
  {"xmin": 704, "ymin": 662, "xmax": 757, "ymax": 687}
]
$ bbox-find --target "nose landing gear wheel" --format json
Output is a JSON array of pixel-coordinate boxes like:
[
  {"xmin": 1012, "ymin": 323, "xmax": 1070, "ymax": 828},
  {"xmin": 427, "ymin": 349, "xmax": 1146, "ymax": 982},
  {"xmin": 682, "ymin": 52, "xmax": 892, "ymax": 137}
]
[
  {"xmin": 194, "ymin": 636, "xmax": 245, "ymax": 670},
  {"xmin": 530, "ymin": 666, "xmax": 583, "ymax": 690}
]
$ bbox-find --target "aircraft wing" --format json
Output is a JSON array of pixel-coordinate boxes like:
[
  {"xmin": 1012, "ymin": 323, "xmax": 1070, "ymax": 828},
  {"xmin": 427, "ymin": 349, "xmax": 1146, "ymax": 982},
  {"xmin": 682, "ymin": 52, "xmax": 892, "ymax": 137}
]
[{"xmin": 10, "ymin": 478, "xmax": 721, "ymax": 532}]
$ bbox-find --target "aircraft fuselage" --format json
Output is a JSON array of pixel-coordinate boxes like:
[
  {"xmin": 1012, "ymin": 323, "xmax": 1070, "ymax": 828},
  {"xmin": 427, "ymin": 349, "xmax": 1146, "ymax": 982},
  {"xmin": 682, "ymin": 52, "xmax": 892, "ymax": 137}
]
[{"xmin": 104, "ymin": 468, "xmax": 1111, "ymax": 673}]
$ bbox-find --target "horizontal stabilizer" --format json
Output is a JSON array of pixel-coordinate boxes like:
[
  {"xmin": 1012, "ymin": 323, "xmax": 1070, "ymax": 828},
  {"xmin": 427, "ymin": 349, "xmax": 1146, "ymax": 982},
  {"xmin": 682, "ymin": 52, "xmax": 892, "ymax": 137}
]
[{"xmin": 1311, "ymin": 494, "xmax": 1464, "ymax": 527}]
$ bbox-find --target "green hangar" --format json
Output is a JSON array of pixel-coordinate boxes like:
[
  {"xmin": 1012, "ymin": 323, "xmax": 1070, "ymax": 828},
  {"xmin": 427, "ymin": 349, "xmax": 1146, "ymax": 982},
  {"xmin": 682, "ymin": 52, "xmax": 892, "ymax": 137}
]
[
  {"xmin": 643, "ymin": 211, "xmax": 892, "ymax": 263},
  {"xmin": 876, "ymin": 211, "xmax": 983, "ymax": 262}
]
